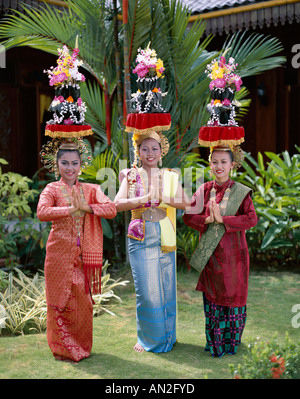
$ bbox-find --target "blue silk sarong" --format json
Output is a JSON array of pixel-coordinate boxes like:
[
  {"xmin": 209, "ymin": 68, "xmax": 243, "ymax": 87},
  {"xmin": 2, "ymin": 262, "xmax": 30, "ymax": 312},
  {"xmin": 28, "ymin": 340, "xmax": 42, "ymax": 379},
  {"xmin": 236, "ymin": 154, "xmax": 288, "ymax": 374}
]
[{"xmin": 128, "ymin": 221, "xmax": 176, "ymax": 353}]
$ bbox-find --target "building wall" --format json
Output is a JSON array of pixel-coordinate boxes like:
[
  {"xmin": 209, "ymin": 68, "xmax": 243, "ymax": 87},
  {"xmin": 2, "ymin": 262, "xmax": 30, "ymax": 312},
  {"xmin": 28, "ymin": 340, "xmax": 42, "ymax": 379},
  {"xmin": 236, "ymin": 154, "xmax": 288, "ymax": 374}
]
[{"xmin": 0, "ymin": 47, "xmax": 56, "ymax": 176}]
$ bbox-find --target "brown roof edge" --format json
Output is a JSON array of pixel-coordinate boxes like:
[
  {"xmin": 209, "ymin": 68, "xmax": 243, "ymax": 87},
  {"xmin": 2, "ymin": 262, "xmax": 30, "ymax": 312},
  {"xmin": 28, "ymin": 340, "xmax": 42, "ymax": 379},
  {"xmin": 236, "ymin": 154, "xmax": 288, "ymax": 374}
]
[
  {"xmin": 36, "ymin": 0, "xmax": 300, "ymax": 24},
  {"xmin": 39, "ymin": 0, "xmax": 68, "ymax": 7}
]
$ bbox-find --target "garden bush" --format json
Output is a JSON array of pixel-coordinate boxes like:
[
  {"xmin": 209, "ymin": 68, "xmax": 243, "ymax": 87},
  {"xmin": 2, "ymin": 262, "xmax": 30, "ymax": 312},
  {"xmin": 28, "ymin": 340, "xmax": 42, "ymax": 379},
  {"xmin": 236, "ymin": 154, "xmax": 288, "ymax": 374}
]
[
  {"xmin": 0, "ymin": 261, "xmax": 129, "ymax": 335},
  {"xmin": 0, "ymin": 158, "xmax": 48, "ymax": 270},
  {"xmin": 229, "ymin": 333, "xmax": 300, "ymax": 379},
  {"xmin": 235, "ymin": 147, "xmax": 300, "ymax": 268}
]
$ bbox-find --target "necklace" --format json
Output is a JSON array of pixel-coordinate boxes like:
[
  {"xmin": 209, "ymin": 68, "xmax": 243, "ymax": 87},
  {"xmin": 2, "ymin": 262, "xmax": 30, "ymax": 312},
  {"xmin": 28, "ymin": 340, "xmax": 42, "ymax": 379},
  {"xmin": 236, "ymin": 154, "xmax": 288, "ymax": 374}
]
[
  {"xmin": 210, "ymin": 180, "xmax": 231, "ymax": 237},
  {"xmin": 128, "ymin": 166, "xmax": 138, "ymax": 198}
]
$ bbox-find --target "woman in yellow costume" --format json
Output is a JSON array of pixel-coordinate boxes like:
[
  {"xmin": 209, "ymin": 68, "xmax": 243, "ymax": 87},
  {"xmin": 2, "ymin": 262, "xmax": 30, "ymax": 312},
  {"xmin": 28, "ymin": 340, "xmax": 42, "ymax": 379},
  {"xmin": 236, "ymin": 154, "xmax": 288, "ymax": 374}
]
[{"xmin": 114, "ymin": 131, "xmax": 190, "ymax": 352}]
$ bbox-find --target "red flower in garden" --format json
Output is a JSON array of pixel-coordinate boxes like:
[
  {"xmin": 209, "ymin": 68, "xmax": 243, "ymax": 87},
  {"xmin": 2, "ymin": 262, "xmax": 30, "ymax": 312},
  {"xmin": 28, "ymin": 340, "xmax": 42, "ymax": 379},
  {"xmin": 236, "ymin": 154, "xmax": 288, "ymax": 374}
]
[{"xmin": 270, "ymin": 354, "xmax": 285, "ymax": 379}]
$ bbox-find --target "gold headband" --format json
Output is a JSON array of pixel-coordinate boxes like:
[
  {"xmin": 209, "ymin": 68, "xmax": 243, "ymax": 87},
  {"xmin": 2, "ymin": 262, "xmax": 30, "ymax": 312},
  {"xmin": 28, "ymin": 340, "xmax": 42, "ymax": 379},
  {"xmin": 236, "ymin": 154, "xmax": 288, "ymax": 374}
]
[
  {"xmin": 135, "ymin": 131, "xmax": 161, "ymax": 146},
  {"xmin": 59, "ymin": 142, "xmax": 79, "ymax": 150},
  {"xmin": 209, "ymin": 144, "xmax": 244, "ymax": 169},
  {"xmin": 210, "ymin": 145, "xmax": 232, "ymax": 152}
]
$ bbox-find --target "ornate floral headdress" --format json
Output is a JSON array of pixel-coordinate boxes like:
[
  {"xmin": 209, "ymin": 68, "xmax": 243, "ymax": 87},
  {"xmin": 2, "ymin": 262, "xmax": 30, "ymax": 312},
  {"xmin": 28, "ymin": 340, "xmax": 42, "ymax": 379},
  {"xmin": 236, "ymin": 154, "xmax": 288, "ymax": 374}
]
[
  {"xmin": 40, "ymin": 37, "xmax": 93, "ymax": 179},
  {"xmin": 205, "ymin": 52, "xmax": 242, "ymax": 92},
  {"xmin": 43, "ymin": 36, "xmax": 93, "ymax": 139},
  {"xmin": 209, "ymin": 144, "xmax": 244, "ymax": 170},
  {"xmin": 132, "ymin": 42, "xmax": 165, "ymax": 79},
  {"xmin": 43, "ymin": 36, "xmax": 85, "ymax": 87},
  {"xmin": 40, "ymin": 137, "xmax": 92, "ymax": 179},
  {"xmin": 131, "ymin": 131, "xmax": 169, "ymax": 167}
]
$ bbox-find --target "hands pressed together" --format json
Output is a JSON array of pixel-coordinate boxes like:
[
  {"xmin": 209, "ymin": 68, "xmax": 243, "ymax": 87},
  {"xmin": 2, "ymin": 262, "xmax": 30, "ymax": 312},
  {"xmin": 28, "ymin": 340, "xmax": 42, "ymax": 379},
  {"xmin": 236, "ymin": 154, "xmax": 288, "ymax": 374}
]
[
  {"xmin": 205, "ymin": 201, "xmax": 223, "ymax": 224},
  {"xmin": 147, "ymin": 174, "xmax": 162, "ymax": 204},
  {"xmin": 69, "ymin": 187, "xmax": 93, "ymax": 214}
]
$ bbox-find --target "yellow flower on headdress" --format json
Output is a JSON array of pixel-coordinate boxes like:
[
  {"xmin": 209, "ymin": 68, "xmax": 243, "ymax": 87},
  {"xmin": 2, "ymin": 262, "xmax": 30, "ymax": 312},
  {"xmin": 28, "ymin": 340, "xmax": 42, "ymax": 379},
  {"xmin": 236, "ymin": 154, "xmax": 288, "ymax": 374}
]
[
  {"xmin": 211, "ymin": 62, "xmax": 224, "ymax": 80},
  {"xmin": 156, "ymin": 58, "xmax": 165, "ymax": 78}
]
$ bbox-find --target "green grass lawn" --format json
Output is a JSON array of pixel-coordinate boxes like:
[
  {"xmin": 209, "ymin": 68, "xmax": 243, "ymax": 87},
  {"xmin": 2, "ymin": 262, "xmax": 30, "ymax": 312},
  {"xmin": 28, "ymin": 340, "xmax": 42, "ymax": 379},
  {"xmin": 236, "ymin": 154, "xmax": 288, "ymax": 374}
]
[{"xmin": 0, "ymin": 268, "xmax": 299, "ymax": 379}]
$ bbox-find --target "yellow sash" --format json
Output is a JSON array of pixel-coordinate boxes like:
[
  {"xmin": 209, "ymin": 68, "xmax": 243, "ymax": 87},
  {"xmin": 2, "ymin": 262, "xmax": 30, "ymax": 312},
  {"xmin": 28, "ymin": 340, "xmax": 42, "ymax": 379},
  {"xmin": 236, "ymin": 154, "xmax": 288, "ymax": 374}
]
[{"xmin": 159, "ymin": 169, "xmax": 178, "ymax": 253}]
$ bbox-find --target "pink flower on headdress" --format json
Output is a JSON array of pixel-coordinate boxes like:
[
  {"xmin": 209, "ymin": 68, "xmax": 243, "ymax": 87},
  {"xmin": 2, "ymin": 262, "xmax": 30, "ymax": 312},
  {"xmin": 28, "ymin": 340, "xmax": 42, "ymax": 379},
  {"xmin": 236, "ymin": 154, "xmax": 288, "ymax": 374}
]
[
  {"xmin": 219, "ymin": 56, "xmax": 226, "ymax": 67},
  {"xmin": 72, "ymin": 48, "xmax": 79, "ymax": 62},
  {"xmin": 223, "ymin": 98, "xmax": 231, "ymax": 106},
  {"xmin": 63, "ymin": 118, "xmax": 73, "ymax": 125},
  {"xmin": 133, "ymin": 63, "xmax": 150, "ymax": 78},
  {"xmin": 49, "ymin": 72, "xmax": 68, "ymax": 86},
  {"xmin": 232, "ymin": 75, "xmax": 242, "ymax": 91},
  {"xmin": 58, "ymin": 96, "xmax": 64, "ymax": 102},
  {"xmin": 209, "ymin": 78, "xmax": 226, "ymax": 90},
  {"xmin": 215, "ymin": 78, "xmax": 226, "ymax": 88},
  {"xmin": 77, "ymin": 97, "xmax": 82, "ymax": 106}
]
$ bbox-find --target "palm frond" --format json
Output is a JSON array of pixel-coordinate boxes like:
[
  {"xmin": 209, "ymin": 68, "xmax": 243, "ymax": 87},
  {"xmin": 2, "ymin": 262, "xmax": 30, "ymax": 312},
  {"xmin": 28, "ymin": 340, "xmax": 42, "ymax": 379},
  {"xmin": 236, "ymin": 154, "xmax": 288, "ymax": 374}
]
[
  {"xmin": 222, "ymin": 31, "xmax": 286, "ymax": 77},
  {"xmin": 0, "ymin": 1, "xmax": 108, "ymax": 84},
  {"xmin": 128, "ymin": 0, "xmax": 152, "ymax": 61},
  {"xmin": 80, "ymin": 82, "xmax": 107, "ymax": 141}
]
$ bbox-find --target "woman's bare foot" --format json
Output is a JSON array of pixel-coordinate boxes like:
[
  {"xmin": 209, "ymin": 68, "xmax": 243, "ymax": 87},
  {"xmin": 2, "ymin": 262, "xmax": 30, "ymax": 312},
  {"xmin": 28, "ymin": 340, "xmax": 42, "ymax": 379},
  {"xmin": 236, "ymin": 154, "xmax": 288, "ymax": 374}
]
[{"xmin": 134, "ymin": 343, "xmax": 145, "ymax": 352}]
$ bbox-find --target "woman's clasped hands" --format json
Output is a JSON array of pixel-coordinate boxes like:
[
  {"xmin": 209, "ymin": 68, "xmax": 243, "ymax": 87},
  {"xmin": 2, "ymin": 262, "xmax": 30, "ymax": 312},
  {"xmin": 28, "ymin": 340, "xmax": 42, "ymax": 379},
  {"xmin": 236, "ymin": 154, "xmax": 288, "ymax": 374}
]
[
  {"xmin": 205, "ymin": 200, "xmax": 223, "ymax": 225},
  {"xmin": 69, "ymin": 186, "xmax": 93, "ymax": 214},
  {"xmin": 148, "ymin": 173, "xmax": 162, "ymax": 205}
]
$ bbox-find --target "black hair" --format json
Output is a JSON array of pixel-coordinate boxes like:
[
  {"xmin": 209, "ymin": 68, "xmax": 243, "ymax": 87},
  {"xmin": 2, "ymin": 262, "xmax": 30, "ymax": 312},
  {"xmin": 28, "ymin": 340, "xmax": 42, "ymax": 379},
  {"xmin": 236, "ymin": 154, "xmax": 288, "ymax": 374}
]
[
  {"xmin": 57, "ymin": 149, "xmax": 81, "ymax": 162},
  {"xmin": 212, "ymin": 149, "xmax": 234, "ymax": 162}
]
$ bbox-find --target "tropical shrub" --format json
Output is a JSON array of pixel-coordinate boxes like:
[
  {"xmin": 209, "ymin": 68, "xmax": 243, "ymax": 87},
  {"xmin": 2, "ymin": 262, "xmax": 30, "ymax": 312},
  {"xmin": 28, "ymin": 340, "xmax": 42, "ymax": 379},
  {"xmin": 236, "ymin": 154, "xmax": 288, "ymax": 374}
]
[
  {"xmin": 93, "ymin": 260, "xmax": 130, "ymax": 317},
  {"xmin": 0, "ymin": 158, "xmax": 41, "ymax": 268},
  {"xmin": 235, "ymin": 147, "xmax": 300, "ymax": 267},
  {"xmin": 229, "ymin": 333, "xmax": 300, "ymax": 379},
  {"xmin": 176, "ymin": 229, "xmax": 199, "ymax": 271},
  {"xmin": 0, "ymin": 261, "xmax": 129, "ymax": 335},
  {"xmin": 0, "ymin": 268, "xmax": 47, "ymax": 335}
]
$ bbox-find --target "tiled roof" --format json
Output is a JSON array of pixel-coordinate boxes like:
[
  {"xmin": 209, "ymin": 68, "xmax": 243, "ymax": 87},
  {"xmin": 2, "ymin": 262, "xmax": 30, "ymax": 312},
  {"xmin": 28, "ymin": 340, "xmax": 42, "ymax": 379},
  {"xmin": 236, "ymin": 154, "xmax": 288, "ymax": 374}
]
[{"xmin": 181, "ymin": 0, "xmax": 262, "ymax": 13}]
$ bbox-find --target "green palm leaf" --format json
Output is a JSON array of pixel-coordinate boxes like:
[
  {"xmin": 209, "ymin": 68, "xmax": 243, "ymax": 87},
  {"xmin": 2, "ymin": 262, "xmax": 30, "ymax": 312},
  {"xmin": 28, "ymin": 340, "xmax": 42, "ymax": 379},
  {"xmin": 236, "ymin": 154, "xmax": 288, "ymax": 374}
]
[
  {"xmin": 222, "ymin": 31, "xmax": 285, "ymax": 77},
  {"xmin": 80, "ymin": 82, "xmax": 106, "ymax": 141}
]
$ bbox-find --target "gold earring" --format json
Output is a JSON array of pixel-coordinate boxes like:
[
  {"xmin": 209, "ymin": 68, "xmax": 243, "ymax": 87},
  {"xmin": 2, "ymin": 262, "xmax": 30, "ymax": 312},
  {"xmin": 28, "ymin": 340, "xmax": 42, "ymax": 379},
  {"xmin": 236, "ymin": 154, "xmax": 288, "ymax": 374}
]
[
  {"xmin": 230, "ymin": 168, "xmax": 233, "ymax": 177},
  {"xmin": 209, "ymin": 169, "xmax": 213, "ymax": 179},
  {"xmin": 159, "ymin": 157, "xmax": 162, "ymax": 167}
]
